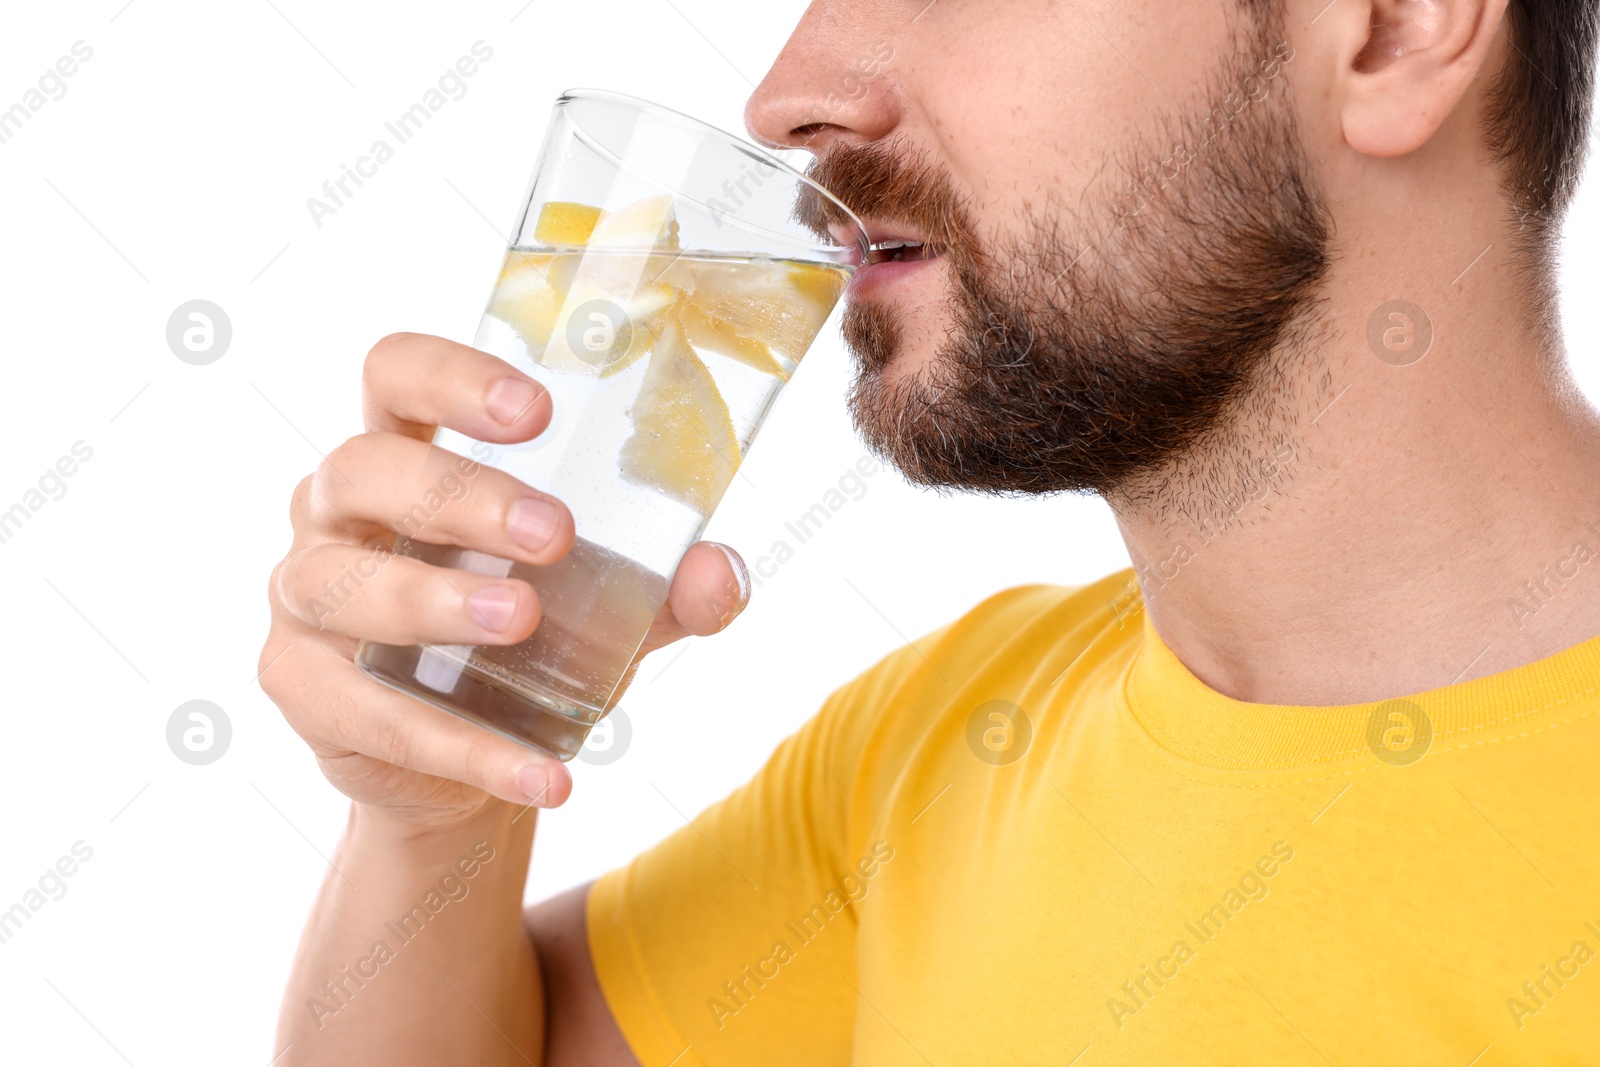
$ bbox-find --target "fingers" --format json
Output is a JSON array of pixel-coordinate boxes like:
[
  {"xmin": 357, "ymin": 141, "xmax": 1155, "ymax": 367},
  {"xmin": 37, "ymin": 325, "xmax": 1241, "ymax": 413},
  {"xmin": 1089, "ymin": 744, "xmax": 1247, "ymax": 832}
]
[
  {"xmin": 265, "ymin": 641, "xmax": 573, "ymax": 807},
  {"xmin": 362, "ymin": 332, "xmax": 552, "ymax": 443},
  {"xmin": 672, "ymin": 542, "xmax": 750, "ymax": 636},
  {"xmin": 277, "ymin": 543, "xmax": 541, "ymax": 645},
  {"xmin": 309, "ymin": 433, "xmax": 575, "ymax": 565},
  {"xmin": 637, "ymin": 541, "xmax": 751, "ymax": 656}
]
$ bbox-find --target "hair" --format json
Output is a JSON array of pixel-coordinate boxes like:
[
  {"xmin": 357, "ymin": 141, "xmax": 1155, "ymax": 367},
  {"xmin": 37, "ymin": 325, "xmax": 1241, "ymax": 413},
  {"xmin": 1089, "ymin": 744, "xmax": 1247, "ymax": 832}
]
[{"xmin": 1484, "ymin": 2, "xmax": 1600, "ymax": 239}]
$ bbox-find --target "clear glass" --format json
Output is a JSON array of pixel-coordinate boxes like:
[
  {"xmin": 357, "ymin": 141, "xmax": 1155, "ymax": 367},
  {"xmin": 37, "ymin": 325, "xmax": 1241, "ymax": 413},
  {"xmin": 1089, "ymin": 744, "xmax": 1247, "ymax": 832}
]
[{"xmin": 357, "ymin": 89, "xmax": 867, "ymax": 760}]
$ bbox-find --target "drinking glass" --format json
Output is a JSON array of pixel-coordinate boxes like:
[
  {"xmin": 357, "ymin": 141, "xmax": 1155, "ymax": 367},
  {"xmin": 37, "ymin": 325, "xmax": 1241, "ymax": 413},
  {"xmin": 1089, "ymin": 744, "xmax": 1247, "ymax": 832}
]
[{"xmin": 357, "ymin": 89, "xmax": 867, "ymax": 760}]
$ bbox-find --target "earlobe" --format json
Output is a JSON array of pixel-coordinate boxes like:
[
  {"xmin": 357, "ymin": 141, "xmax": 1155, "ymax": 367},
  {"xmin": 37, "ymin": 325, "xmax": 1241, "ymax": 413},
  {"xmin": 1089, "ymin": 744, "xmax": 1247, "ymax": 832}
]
[
  {"xmin": 1344, "ymin": 86, "xmax": 1443, "ymax": 159},
  {"xmin": 1336, "ymin": 0, "xmax": 1510, "ymax": 158}
]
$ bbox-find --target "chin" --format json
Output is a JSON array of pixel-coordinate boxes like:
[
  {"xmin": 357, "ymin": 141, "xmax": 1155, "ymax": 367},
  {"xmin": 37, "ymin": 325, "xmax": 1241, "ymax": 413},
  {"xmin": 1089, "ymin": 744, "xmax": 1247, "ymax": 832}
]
[{"xmin": 842, "ymin": 298, "xmax": 947, "ymax": 386}]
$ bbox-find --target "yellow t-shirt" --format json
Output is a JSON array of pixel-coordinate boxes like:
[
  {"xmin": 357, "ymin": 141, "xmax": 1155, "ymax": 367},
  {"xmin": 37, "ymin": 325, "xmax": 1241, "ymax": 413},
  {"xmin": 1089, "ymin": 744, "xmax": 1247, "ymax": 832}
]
[{"xmin": 588, "ymin": 570, "xmax": 1600, "ymax": 1065}]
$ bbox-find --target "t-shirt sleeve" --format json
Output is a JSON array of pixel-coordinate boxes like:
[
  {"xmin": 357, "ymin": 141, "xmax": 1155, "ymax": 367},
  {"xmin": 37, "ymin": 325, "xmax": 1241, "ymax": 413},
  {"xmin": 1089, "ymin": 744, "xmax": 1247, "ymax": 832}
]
[{"xmin": 586, "ymin": 637, "xmax": 940, "ymax": 1067}]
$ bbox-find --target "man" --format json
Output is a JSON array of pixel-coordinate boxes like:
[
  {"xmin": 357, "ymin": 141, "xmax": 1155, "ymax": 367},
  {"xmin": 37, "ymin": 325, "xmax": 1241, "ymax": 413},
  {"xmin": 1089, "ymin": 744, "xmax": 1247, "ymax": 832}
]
[{"xmin": 262, "ymin": 0, "xmax": 1600, "ymax": 1062}]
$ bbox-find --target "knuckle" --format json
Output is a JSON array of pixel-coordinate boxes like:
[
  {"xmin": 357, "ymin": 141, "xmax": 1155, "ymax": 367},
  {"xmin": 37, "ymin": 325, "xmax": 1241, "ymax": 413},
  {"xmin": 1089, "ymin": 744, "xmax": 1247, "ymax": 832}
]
[
  {"xmin": 256, "ymin": 640, "xmax": 366, "ymax": 755},
  {"xmin": 457, "ymin": 733, "xmax": 500, "ymax": 790},
  {"xmin": 256, "ymin": 646, "xmax": 280, "ymax": 698},
  {"xmin": 279, "ymin": 545, "xmax": 361, "ymax": 629},
  {"xmin": 473, "ymin": 478, "xmax": 517, "ymax": 530},
  {"xmin": 311, "ymin": 436, "xmax": 380, "ymax": 523},
  {"xmin": 323, "ymin": 434, "xmax": 370, "ymax": 478},
  {"xmin": 257, "ymin": 638, "xmax": 300, "ymax": 706},
  {"xmin": 288, "ymin": 474, "xmax": 315, "ymax": 529},
  {"xmin": 371, "ymin": 707, "xmax": 421, "ymax": 769},
  {"xmin": 363, "ymin": 332, "xmax": 418, "ymax": 383},
  {"xmin": 260, "ymin": 670, "xmax": 287, "ymax": 709},
  {"xmin": 395, "ymin": 560, "xmax": 446, "ymax": 620},
  {"xmin": 275, "ymin": 550, "xmax": 315, "ymax": 617},
  {"xmin": 266, "ymin": 558, "xmax": 289, "ymax": 611}
]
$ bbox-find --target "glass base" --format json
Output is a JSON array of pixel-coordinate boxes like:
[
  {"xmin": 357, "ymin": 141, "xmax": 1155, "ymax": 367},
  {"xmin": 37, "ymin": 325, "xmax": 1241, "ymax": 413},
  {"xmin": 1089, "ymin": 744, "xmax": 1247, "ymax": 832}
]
[{"xmin": 357, "ymin": 640, "xmax": 603, "ymax": 762}]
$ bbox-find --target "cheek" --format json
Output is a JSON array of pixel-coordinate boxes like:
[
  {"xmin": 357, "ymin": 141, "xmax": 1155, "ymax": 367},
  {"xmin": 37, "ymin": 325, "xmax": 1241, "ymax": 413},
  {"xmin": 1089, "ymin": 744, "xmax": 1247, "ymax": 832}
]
[{"xmin": 905, "ymin": 1, "xmax": 1234, "ymax": 234}]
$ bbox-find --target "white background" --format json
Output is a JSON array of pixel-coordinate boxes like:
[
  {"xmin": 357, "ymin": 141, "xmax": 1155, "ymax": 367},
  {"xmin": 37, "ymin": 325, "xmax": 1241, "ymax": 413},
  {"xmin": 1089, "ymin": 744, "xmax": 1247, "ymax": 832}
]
[{"xmin": 0, "ymin": 2, "xmax": 1596, "ymax": 1063}]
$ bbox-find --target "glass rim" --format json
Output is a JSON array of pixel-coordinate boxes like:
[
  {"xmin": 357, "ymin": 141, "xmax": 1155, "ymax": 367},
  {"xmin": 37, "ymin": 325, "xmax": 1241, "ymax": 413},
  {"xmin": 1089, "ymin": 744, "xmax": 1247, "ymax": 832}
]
[{"xmin": 555, "ymin": 87, "xmax": 869, "ymax": 265}]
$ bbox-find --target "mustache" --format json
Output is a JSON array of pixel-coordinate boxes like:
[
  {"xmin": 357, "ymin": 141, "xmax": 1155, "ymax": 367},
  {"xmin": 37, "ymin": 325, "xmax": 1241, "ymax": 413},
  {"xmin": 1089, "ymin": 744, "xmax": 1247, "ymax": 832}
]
[{"xmin": 796, "ymin": 139, "xmax": 977, "ymax": 258}]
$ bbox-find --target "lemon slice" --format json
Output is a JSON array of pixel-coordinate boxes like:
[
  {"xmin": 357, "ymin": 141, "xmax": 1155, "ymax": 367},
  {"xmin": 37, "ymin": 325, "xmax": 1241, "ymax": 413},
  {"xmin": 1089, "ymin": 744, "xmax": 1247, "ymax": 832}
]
[
  {"xmin": 589, "ymin": 194, "xmax": 681, "ymax": 252},
  {"xmin": 538, "ymin": 253, "xmax": 688, "ymax": 377},
  {"xmin": 682, "ymin": 259, "xmax": 845, "ymax": 361},
  {"xmin": 619, "ymin": 315, "xmax": 741, "ymax": 514},
  {"xmin": 487, "ymin": 251, "xmax": 560, "ymax": 352},
  {"xmin": 533, "ymin": 202, "xmax": 603, "ymax": 246},
  {"xmin": 674, "ymin": 299, "xmax": 789, "ymax": 380},
  {"xmin": 787, "ymin": 261, "xmax": 849, "ymax": 313},
  {"xmin": 490, "ymin": 247, "xmax": 689, "ymax": 377}
]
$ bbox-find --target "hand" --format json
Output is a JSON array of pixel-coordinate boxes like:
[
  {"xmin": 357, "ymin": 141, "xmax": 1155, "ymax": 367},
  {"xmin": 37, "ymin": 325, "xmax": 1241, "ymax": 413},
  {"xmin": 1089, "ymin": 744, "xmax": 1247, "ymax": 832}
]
[{"xmin": 258, "ymin": 333, "xmax": 750, "ymax": 828}]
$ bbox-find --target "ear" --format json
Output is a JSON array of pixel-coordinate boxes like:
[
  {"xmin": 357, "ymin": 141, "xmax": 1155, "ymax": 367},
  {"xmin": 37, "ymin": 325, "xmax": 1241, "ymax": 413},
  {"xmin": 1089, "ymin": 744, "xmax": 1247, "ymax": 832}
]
[{"xmin": 1334, "ymin": 0, "xmax": 1511, "ymax": 157}]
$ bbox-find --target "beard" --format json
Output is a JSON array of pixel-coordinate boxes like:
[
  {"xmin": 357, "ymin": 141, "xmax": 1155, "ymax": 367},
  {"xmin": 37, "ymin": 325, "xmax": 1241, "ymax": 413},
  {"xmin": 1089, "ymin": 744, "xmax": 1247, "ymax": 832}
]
[{"xmin": 799, "ymin": 24, "xmax": 1333, "ymax": 521}]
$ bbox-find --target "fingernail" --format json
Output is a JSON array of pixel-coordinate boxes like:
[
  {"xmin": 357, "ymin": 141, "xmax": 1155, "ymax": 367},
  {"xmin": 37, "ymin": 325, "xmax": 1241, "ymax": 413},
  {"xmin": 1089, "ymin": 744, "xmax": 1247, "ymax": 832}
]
[
  {"xmin": 712, "ymin": 542, "xmax": 750, "ymax": 604},
  {"xmin": 517, "ymin": 764, "xmax": 552, "ymax": 805},
  {"xmin": 508, "ymin": 497, "xmax": 560, "ymax": 551},
  {"xmin": 467, "ymin": 586, "xmax": 519, "ymax": 633},
  {"xmin": 487, "ymin": 378, "xmax": 542, "ymax": 426}
]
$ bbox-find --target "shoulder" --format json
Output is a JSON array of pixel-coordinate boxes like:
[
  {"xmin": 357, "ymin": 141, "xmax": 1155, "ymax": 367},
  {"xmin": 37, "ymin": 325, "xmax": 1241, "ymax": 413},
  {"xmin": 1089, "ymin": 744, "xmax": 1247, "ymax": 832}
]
[
  {"xmin": 833, "ymin": 571, "xmax": 1138, "ymax": 717},
  {"xmin": 923, "ymin": 573, "xmax": 1139, "ymax": 677},
  {"xmin": 811, "ymin": 570, "xmax": 1139, "ymax": 828}
]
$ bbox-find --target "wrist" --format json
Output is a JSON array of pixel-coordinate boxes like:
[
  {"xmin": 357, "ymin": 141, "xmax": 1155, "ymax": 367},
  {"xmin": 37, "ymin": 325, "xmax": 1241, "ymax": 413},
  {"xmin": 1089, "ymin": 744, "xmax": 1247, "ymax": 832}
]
[{"xmin": 347, "ymin": 798, "xmax": 533, "ymax": 867}]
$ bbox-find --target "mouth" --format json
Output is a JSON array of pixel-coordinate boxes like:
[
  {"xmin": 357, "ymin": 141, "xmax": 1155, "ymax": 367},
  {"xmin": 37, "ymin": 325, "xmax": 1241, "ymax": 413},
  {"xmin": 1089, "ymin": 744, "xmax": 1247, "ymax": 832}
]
[
  {"xmin": 829, "ymin": 221, "xmax": 943, "ymax": 263},
  {"xmin": 866, "ymin": 236, "xmax": 939, "ymax": 265},
  {"xmin": 834, "ymin": 220, "xmax": 944, "ymax": 297}
]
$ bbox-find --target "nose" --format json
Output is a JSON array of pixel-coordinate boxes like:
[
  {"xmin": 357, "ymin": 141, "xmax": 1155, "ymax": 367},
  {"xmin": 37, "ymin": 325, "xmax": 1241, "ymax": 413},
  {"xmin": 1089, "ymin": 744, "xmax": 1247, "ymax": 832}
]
[{"xmin": 744, "ymin": 5, "xmax": 900, "ymax": 155}]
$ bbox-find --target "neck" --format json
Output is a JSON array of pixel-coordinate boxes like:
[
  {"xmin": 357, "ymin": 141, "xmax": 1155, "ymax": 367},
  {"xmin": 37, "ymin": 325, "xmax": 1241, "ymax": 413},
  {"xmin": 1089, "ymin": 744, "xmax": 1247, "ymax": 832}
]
[{"xmin": 1109, "ymin": 244, "xmax": 1600, "ymax": 706}]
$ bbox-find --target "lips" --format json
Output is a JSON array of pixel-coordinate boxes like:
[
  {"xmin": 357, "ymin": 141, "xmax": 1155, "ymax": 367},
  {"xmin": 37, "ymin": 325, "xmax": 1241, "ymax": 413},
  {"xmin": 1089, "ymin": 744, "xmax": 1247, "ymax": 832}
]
[
  {"xmin": 829, "ymin": 219, "xmax": 944, "ymax": 300},
  {"xmin": 868, "ymin": 237, "xmax": 937, "ymax": 264},
  {"xmin": 860, "ymin": 220, "xmax": 940, "ymax": 264},
  {"xmin": 828, "ymin": 219, "xmax": 943, "ymax": 267}
]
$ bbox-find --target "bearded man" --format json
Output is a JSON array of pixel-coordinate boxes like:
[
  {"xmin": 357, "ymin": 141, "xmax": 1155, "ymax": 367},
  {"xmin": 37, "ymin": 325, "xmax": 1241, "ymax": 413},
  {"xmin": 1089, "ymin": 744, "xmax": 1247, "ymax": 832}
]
[{"xmin": 263, "ymin": 1, "xmax": 1600, "ymax": 1062}]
